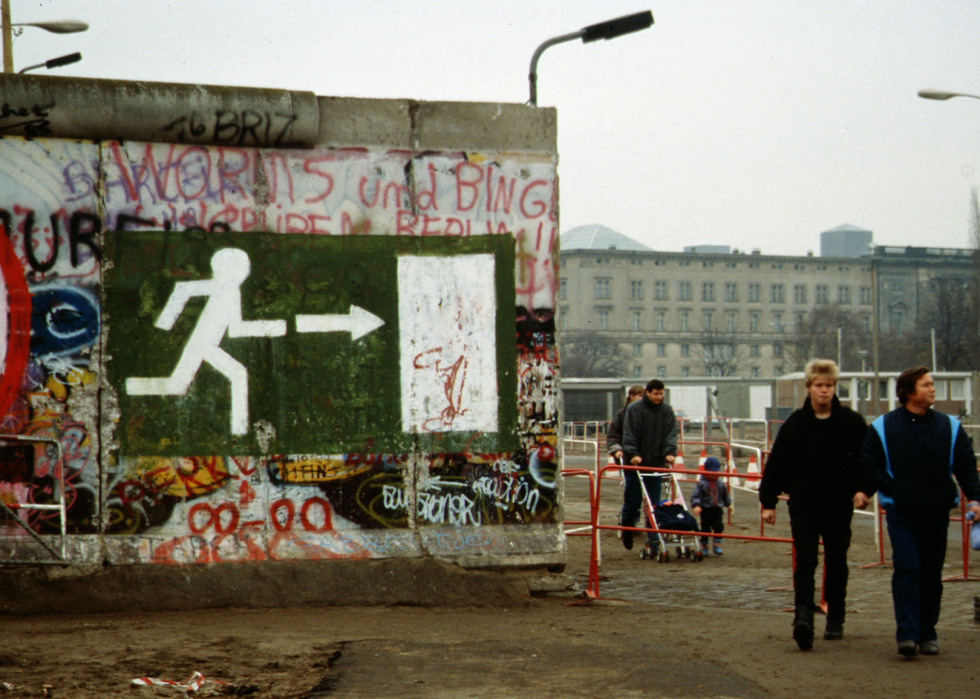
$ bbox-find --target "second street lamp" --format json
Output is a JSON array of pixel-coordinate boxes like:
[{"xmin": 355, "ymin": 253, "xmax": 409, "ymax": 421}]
[
  {"xmin": 528, "ymin": 11, "xmax": 654, "ymax": 106},
  {"xmin": 1, "ymin": 0, "xmax": 88, "ymax": 73}
]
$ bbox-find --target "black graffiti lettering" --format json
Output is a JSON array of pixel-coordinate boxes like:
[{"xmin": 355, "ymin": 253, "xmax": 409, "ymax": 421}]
[
  {"xmin": 273, "ymin": 112, "xmax": 300, "ymax": 146},
  {"xmin": 22, "ymin": 212, "xmax": 59, "ymax": 273},
  {"xmin": 69, "ymin": 211, "xmax": 102, "ymax": 266},
  {"xmin": 239, "ymin": 110, "xmax": 264, "ymax": 146},
  {"xmin": 213, "ymin": 110, "xmax": 240, "ymax": 143}
]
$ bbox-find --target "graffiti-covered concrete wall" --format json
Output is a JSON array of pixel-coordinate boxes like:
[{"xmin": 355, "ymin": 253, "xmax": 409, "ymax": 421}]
[{"xmin": 0, "ymin": 74, "xmax": 560, "ymax": 573}]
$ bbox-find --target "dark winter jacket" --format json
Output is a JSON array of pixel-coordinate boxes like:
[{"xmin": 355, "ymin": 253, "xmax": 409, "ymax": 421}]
[
  {"xmin": 759, "ymin": 395, "xmax": 869, "ymax": 510},
  {"xmin": 622, "ymin": 395, "xmax": 677, "ymax": 466},
  {"xmin": 691, "ymin": 478, "xmax": 732, "ymax": 510},
  {"xmin": 861, "ymin": 406, "xmax": 980, "ymax": 512},
  {"xmin": 607, "ymin": 406, "xmax": 627, "ymax": 457}
]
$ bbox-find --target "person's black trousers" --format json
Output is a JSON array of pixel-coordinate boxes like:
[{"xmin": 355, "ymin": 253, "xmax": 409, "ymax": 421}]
[{"xmin": 788, "ymin": 501, "xmax": 853, "ymax": 622}]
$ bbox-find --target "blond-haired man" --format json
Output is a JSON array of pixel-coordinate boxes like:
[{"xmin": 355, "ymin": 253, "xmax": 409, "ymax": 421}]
[{"xmin": 760, "ymin": 359, "xmax": 870, "ymax": 650}]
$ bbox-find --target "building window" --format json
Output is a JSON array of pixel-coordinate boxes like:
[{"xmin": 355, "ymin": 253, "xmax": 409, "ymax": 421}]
[
  {"xmin": 598, "ymin": 310, "xmax": 608, "ymax": 330},
  {"xmin": 703, "ymin": 312, "xmax": 713, "ymax": 331},
  {"xmin": 595, "ymin": 278, "xmax": 611, "ymax": 299},
  {"xmin": 860, "ymin": 286, "xmax": 872, "ymax": 305},
  {"xmin": 681, "ymin": 343, "xmax": 690, "ymax": 357},
  {"xmin": 750, "ymin": 313, "xmax": 759, "ymax": 333},
  {"xmin": 750, "ymin": 344, "xmax": 760, "ymax": 358},
  {"xmin": 838, "ymin": 286, "xmax": 851, "ymax": 305},
  {"xmin": 774, "ymin": 365, "xmax": 784, "ymax": 376},
  {"xmin": 772, "ymin": 312, "xmax": 783, "ymax": 333},
  {"xmin": 656, "ymin": 311, "xmax": 666, "ymax": 331},
  {"xmin": 630, "ymin": 280, "xmax": 643, "ymax": 300},
  {"xmin": 794, "ymin": 284, "xmax": 806, "ymax": 304},
  {"xmin": 771, "ymin": 284, "xmax": 785, "ymax": 304},
  {"xmin": 657, "ymin": 343, "xmax": 666, "ymax": 357},
  {"xmin": 680, "ymin": 366, "xmax": 690, "ymax": 378},
  {"xmin": 633, "ymin": 366, "xmax": 643, "ymax": 379},
  {"xmin": 657, "ymin": 366, "xmax": 667, "ymax": 379},
  {"xmin": 678, "ymin": 281, "xmax": 692, "ymax": 301},
  {"xmin": 633, "ymin": 343, "xmax": 643, "ymax": 357},
  {"xmin": 655, "ymin": 281, "xmax": 668, "ymax": 300},
  {"xmin": 680, "ymin": 311, "xmax": 690, "ymax": 332},
  {"xmin": 702, "ymin": 282, "xmax": 715, "ymax": 302},
  {"xmin": 725, "ymin": 283, "xmax": 738, "ymax": 303},
  {"xmin": 748, "ymin": 283, "xmax": 760, "ymax": 303},
  {"xmin": 559, "ymin": 279, "xmax": 567, "ymax": 301},
  {"xmin": 632, "ymin": 311, "xmax": 641, "ymax": 331},
  {"xmin": 890, "ymin": 309, "xmax": 903, "ymax": 333},
  {"xmin": 862, "ymin": 315, "xmax": 871, "ymax": 333},
  {"xmin": 772, "ymin": 342, "xmax": 783, "ymax": 358},
  {"xmin": 815, "ymin": 285, "xmax": 828, "ymax": 304},
  {"xmin": 751, "ymin": 366, "xmax": 760, "ymax": 378}
]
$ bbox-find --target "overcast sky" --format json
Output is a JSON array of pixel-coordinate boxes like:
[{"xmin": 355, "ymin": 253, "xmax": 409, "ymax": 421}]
[{"xmin": 12, "ymin": 1, "xmax": 980, "ymax": 255}]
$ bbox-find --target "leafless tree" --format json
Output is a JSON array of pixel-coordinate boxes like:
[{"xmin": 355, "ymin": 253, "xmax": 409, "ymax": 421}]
[
  {"xmin": 560, "ymin": 332, "xmax": 630, "ymax": 377},
  {"xmin": 788, "ymin": 305, "xmax": 870, "ymax": 372},
  {"xmin": 693, "ymin": 328, "xmax": 744, "ymax": 377}
]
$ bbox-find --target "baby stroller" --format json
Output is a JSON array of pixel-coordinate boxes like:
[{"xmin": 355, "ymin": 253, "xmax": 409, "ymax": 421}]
[{"xmin": 640, "ymin": 472, "xmax": 704, "ymax": 562}]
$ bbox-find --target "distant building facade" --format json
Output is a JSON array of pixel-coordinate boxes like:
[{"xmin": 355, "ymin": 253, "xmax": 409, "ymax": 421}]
[{"xmin": 558, "ymin": 224, "xmax": 977, "ymax": 380}]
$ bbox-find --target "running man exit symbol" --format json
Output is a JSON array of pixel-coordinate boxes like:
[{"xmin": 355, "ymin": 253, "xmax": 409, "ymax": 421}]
[{"xmin": 126, "ymin": 248, "xmax": 385, "ymax": 435}]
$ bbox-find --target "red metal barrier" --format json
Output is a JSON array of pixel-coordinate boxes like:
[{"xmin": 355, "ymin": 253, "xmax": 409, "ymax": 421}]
[
  {"xmin": 581, "ymin": 463, "xmax": 793, "ymax": 600},
  {"xmin": 560, "ymin": 468, "xmax": 600, "ymax": 599}
]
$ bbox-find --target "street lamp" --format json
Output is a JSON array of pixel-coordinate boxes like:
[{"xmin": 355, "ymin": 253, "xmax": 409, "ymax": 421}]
[
  {"xmin": 528, "ymin": 11, "xmax": 654, "ymax": 106},
  {"xmin": 1, "ymin": 0, "xmax": 88, "ymax": 73},
  {"xmin": 918, "ymin": 89, "xmax": 980, "ymax": 102},
  {"xmin": 18, "ymin": 51, "xmax": 81, "ymax": 74}
]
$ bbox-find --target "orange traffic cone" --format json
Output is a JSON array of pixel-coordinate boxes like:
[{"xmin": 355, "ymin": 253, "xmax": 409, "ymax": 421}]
[
  {"xmin": 674, "ymin": 448, "xmax": 685, "ymax": 470},
  {"xmin": 727, "ymin": 456, "xmax": 742, "ymax": 487},
  {"xmin": 746, "ymin": 453, "xmax": 760, "ymax": 491}
]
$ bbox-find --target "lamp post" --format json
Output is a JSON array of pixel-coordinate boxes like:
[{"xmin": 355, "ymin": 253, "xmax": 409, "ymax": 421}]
[
  {"xmin": 918, "ymin": 89, "xmax": 980, "ymax": 102},
  {"xmin": 528, "ymin": 11, "xmax": 654, "ymax": 106},
  {"xmin": 869, "ymin": 244, "xmax": 881, "ymax": 417},
  {"xmin": 1, "ymin": 0, "xmax": 88, "ymax": 73}
]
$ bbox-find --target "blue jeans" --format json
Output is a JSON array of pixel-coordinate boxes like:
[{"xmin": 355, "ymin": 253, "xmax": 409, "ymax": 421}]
[
  {"xmin": 885, "ymin": 507, "xmax": 950, "ymax": 643},
  {"xmin": 621, "ymin": 470, "xmax": 662, "ymax": 544}
]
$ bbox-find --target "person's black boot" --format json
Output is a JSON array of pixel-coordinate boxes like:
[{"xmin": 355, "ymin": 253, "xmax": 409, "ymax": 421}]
[
  {"xmin": 792, "ymin": 606, "xmax": 814, "ymax": 650},
  {"xmin": 823, "ymin": 619, "xmax": 844, "ymax": 640}
]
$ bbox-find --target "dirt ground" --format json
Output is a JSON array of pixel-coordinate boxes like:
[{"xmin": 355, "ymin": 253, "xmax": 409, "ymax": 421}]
[{"xmin": 3, "ymin": 456, "xmax": 980, "ymax": 698}]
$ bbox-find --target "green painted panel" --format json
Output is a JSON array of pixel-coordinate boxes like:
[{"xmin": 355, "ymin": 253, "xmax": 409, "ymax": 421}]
[{"xmin": 105, "ymin": 231, "xmax": 517, "ymax": 456}]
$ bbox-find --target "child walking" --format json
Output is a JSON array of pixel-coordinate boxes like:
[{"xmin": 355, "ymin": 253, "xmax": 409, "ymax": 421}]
[{"xmin": 690, "ymin": 457, "xmax": 733, "ymax": 555}]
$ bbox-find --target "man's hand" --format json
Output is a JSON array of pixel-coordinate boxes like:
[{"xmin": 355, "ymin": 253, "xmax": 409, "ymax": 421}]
[
  {"xmin": 692, "ymin": 506, "xmax": 702, "ymax": 515},
  {"xmin": 728, "ymin": 504, "xmax": 735, "ymax": 517},
  {"xmin": 613, "ymin": 450, "xmax": 623, "ymax": 461},
  {"xmin": 761, "ymin": 508, "xmax": 776, "ymax": 525},
  {"xmin": 631, "ymin": 456, "xmax": 642, "ymax": 465},
  {"xmin": 853, "ymin": 492, "xmax": 870, "ymax": 510},
  {"xmin": 665, "ymin": 455, "xmax": 676, "ymax": 465}
]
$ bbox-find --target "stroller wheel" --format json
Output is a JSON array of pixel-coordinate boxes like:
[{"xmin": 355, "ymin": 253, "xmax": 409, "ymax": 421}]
[
  {"xmin": 694, "ymin": 550, "xmax": 704, "ymax": 562},
  {"xmin": 675, "ymin": 547, "xmax": 683, "ymax": 559},
  {"xmin": 685, "ymin": 548, "xmax": 693, "ymax": 559}
]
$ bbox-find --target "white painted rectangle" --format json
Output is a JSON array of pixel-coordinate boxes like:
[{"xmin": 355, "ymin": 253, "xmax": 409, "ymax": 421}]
[{"xmin": 398, "ymin": 254, "xmax": 498, "ymax": 433}]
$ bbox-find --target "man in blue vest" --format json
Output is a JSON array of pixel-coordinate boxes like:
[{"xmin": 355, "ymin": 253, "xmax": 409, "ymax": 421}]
[{"xmin": 861, "ymin": 366, "xmax": 980, "ymax": 657}]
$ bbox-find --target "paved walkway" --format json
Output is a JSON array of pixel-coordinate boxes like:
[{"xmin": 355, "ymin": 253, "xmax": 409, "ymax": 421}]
[{"xmin": 562, "ymin": 452, "xmax": 980, "ymax": 633}]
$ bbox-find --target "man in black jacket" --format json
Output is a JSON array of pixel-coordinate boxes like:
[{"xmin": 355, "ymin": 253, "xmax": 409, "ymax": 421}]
[
  {"xmin": 861, "ymin": 366, "xmax": 980, "ymax": 657},
  {"xmin": 760, "ymin": 359, "xmax": 870, "ymax": 650},
  {"xmin": 621, "ymin": 379, "xmax": 677, "ymax": 552}
]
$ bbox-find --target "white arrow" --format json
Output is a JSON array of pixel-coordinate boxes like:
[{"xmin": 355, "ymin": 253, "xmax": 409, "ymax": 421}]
[{"xmin": 295, "ymin": 305, "xmax": 385, "ymax": 341}]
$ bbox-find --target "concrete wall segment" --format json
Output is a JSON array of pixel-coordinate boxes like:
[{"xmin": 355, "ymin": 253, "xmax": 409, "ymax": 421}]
[
  {"xmin": 0, "ymin": 75, "xmax": 561, "ymax": 593},
  {"xmin": 0, "ymin": 73, "xmax": 319, "ymax": 147}
]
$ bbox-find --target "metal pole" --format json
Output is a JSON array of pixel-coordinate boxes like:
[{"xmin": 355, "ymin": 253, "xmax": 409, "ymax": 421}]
[
  {"xmin": 1, "ymin": 0, "xmax": 12, "ymax": 74},
  {"xmin": 871, "ymin": 250, "xmax": 881, "ymax": 417},
  {"xmin": 528, "ymin": 30, "xmax": 584, "ymax": 106}
]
